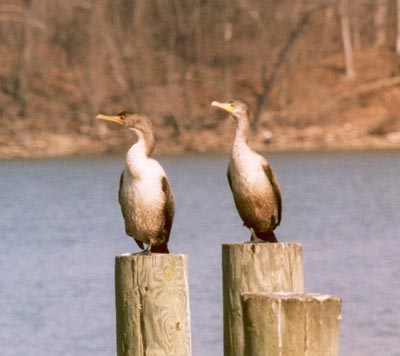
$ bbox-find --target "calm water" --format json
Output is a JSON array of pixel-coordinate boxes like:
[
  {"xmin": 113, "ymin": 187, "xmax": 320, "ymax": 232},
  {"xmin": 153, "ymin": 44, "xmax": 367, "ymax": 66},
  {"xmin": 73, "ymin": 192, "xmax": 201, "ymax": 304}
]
[{"xmin": 1, "ymin": 152, "xmax": 399, "ymax": 356}]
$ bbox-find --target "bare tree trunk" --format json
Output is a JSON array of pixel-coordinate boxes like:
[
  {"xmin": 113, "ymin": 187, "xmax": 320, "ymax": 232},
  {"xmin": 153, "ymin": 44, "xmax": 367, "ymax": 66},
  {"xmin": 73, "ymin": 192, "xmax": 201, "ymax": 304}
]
[
  {"xmin": 397, "ymin": 0, "xmax": 400, "ymax": 55},
  {"xmin": 252, "ymin": 5, "xmax": 318, "ymax": 130},
  {"xmin": 374, "ymin": 0, "xmax": 387, "ymax": 48},
  {"xmin": 223, "ymin": 0, "xmax": 233, "ymax": 98},
  {"xmin": 321, "ymin": 6, "xmax": 335, "ymax": 53},
  {"xmin": 131, "ymin": 0, "xmax": 151, "ymax": 110},
  {"xmin": 339, "ymin": 0, "xmax": 355, "ymax": 80},
  {"xmin": 352, "ymin": 1, "xmax": 362, "ymax": 50},
  {"xmin": 192, "ymin": 0, "xmax": 202, "ymax": 78},
  {"xmin": 258, "ymin": 0, "xmax": 268, "ymax": 99},
  {"xmin": 157, "ymin": 0, "xmax": 177, "ymax": 86},
  {"xmin": 166, "ymin": 0, "xmax": 194, "ymax": 130},
  {"xmin": 15, "ymin": 0, "xmax": 36, "ymax": 116},
  {"xmin": 180, "ymin": 62, "xmax": 193, "ymax": 129},
  {"xmin": 87, "ymin": 0, "xmax": 108, "ymax": 115},
  {"xmin": 108, "ymin": 0, "xmax": 142, "ymax": 111}
]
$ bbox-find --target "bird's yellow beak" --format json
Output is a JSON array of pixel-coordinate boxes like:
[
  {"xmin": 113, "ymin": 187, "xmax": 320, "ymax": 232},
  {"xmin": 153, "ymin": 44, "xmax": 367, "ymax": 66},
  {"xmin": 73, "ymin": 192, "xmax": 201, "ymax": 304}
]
[
  {"xmin": 96, "ymin": 114, "xmax": 126, "ymax": 126},
  {"xmin": 211, "ymin": 101, "xmax": 235, "ymax": 114}
]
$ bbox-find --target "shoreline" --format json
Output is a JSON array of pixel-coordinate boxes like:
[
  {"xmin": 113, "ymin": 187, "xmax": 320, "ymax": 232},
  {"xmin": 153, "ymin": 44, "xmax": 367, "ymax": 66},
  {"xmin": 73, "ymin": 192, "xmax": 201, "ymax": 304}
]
[{"xmin": 1, "ymin": 131, "xmax": 399, "ymax": 160}]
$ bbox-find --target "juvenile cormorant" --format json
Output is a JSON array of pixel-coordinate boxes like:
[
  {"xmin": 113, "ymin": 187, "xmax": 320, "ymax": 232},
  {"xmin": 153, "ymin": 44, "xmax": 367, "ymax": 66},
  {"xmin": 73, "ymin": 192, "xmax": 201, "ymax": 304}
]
[
  {"xmin": 97, "ymin": 111, "xmax": 175, "ymax": 253},
  {"xmin": 211, "ymin": 100, "xmax": 282, "ymax": 242}
]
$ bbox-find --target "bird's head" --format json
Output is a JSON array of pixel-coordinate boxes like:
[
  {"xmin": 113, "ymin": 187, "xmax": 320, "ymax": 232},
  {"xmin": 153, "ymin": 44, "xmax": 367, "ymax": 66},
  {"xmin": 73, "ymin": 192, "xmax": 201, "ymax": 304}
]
[
  {"xmin": 211, "ymin": 100, "xmax": 249, "ymax": 121},
  {"xmin": 96, "ymin": 111, "xmax": 153, "ymax": 135}
]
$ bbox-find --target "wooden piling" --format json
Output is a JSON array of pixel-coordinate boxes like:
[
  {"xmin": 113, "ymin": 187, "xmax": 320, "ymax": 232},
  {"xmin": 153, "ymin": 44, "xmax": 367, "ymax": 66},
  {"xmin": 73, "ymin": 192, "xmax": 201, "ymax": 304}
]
[
  {"xmin": 241, "ymin": 292, "xmax": 342, "ymax": 356},
  {"xmin": 222, "ymin": 243, "xmax": 303, "ymax": 356},
  {"xmin": 115, "ymin": 253, "xmax": 191, "ymax": 356}
]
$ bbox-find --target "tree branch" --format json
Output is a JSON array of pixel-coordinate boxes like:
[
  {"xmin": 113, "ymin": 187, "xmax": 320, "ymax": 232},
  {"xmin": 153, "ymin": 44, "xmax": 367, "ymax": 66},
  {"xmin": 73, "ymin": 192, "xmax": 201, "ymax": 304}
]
[{"xmin": 252, "ymin": 4, "xmax": 328, "ymax": 130}]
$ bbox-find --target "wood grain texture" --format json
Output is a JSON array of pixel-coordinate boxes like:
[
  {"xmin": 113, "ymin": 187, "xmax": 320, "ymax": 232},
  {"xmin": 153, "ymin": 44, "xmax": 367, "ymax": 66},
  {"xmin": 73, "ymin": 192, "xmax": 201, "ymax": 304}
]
[
  {"xmin": 115, "ymin": 254, "xmax": 191, "ymax": 356},
  {"xmin": 222, "ymin": 243, "xmax": 303, "ymax": 356},
  {"xmin": 241, "ymin": 293, "xmax": 342, "ymax": 356}
]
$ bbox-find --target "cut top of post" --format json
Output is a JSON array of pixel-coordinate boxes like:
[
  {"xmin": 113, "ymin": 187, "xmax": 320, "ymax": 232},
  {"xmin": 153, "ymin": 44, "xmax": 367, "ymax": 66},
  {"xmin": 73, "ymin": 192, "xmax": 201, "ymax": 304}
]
[
  {"xmin": 241, "ymin": 292, "xmax": 342, "ymax": 356},
  {"xmin": 222, "ymin": 242, "xmax": 304, "ymax": 293},
  {"xmin": 241, "ymin": 291, "xmax": 342, "ymax": 303},
  {"xmin": 222, "ymin": 242, "xmax": 304, "ymax": 356}
]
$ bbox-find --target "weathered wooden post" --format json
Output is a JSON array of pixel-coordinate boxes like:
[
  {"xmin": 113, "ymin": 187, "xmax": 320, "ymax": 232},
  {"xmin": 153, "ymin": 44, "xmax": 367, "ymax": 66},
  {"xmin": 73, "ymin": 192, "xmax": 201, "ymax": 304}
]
[
  {"xmin": 241, "ymin": 292, "xmax": 342, "ymax": 356},
  {"xmin": 222, "ymin": 242, "xmax": 303, "ymax": 356},
  {"xmin": 115, "ymin": 253, "xmax": 191, "ymax": 356}
]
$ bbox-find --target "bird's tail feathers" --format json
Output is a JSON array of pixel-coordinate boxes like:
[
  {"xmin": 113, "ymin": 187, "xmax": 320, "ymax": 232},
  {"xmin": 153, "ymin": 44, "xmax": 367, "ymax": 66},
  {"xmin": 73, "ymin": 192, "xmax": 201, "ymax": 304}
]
[
  {"xmin": 255, "ymin": 230, "xmax": 278, "ymax": 243},
  {"xmin": 150, "ymin": 241, "xmax": 169, "ymax": 253}
]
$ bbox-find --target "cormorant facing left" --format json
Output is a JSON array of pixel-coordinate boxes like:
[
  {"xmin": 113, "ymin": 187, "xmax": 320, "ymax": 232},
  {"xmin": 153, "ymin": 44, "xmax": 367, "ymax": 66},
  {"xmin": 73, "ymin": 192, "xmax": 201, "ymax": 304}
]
[
  {"xmin": 97, "ymin": 111, "xmax": 175, "ymax": 253},
  {"xmin": 211, "ymin": 100, "xmax": 282, "ymax": 243}
]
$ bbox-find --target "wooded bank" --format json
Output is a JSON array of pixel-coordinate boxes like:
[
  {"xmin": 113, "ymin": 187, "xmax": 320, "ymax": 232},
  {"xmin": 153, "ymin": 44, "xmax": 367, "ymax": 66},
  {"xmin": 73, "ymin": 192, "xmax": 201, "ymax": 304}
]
[{"xmin": 2, "ymin": 0, "xmax": 400, "ymax": 158}]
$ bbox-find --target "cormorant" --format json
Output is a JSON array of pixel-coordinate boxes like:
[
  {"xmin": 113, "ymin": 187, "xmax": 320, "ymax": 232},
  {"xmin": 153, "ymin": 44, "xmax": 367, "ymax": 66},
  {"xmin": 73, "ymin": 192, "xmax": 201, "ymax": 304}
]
[
  {"xmin": 97, "ymin": 111, "xmax": 175, "ymax": 253},
  {"xmin": 211, "ymin": 100, "xmax": 282, "ymax": 242}
]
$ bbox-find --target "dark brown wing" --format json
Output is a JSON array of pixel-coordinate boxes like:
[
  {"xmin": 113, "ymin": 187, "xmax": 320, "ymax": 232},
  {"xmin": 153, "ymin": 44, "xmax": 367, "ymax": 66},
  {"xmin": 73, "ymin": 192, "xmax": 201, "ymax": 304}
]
[
  {"xmin": 161, "ymin": 176, "xmax": 175, "ymax": 243},
  {"xmin": 227, "ymin": 166, "xmax": 233, "ymax": 193},
  {"xmin": 263, "ymin": 163, "xmax": 282, "ymax": 226},
  {"xmin": 227, "ymin": 165, "xmax": 249, "ymax": 228},
  {"xmin": 119, "ymin": 171, "xmax": 144, "ymax": 250}
]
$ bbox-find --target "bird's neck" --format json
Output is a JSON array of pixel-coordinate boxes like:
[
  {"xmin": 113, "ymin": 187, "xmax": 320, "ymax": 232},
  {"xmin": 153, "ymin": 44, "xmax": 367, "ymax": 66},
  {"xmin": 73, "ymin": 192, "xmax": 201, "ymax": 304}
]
[
  {"xmin": 232, "ymin": 116, "xmax": 250, "ymax": 157},
  {"xmin": 126, "ymin": 129, "xmax": 155, "ymax": 165}
]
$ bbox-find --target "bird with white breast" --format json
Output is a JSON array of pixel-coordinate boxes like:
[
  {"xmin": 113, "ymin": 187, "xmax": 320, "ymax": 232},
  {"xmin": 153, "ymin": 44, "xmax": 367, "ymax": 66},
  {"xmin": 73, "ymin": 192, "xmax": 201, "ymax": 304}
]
[{"xmin": 97, "ymin": 111, "xmax": 175, "ymax": 253}]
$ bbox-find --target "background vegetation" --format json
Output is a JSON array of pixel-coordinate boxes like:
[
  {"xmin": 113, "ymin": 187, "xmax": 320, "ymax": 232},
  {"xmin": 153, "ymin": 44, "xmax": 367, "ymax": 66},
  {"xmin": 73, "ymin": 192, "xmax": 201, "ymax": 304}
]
[{"xmin": 1, "ymin": 0, "xmax": 400, "ymax": 157}]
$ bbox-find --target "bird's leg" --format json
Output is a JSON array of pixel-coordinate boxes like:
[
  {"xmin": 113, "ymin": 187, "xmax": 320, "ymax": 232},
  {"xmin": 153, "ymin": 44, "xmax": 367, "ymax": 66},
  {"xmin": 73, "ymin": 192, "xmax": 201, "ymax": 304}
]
[
  {"xmin": 135, "ymin": 242, "xmax": 152, "ymax": 255},
  {"xmin": 250, "ymin": 228, "xmax": 264, "ymax": 243},
  {"xmin": 143, "ymin": 242, "xmax": 152, "ymax": 255},
  {"xmin": 250, "ymin": 228, "xmax": 257, "ymax": 242},
  {"xmin": 244, "ymin": 228, "xmax": 256, "ymax": 243}
]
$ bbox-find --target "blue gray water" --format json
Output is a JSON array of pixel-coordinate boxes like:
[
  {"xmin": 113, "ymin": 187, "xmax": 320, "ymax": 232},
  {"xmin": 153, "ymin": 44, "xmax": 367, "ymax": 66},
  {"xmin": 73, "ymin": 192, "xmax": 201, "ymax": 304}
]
[{"xmin": 1, "ymin": 152, "xmax": 399, "ymax": 356}]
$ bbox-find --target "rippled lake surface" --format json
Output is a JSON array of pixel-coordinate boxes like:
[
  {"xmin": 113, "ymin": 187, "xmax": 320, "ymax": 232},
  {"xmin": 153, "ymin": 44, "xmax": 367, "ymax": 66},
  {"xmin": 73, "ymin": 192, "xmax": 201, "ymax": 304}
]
[{"xmin": 1, "ymin": 151, "xmax": 399, "ymax": 356}]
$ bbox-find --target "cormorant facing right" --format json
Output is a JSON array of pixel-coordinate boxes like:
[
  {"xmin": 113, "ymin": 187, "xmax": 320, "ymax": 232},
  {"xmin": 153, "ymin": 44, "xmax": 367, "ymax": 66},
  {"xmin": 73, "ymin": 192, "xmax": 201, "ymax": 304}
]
[{"xmin": 211, "ymin": 100, "xmax": 282, "ymax": 242}]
